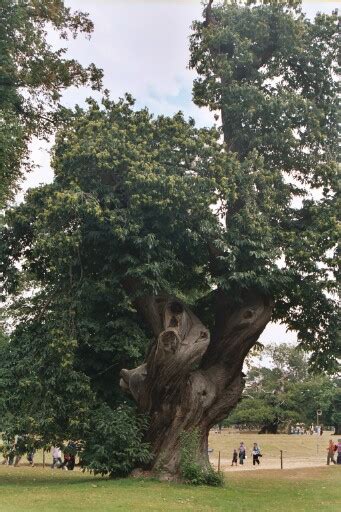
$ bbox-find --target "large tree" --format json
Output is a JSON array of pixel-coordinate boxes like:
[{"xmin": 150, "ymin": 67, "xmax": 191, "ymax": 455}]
[
  {"xmin": 1, "ymin": 1, "xmax": 339, "ymax": 477},
  {"xmin": 0, "ymin": 0, "xmax": 102, "ymax": 207}
]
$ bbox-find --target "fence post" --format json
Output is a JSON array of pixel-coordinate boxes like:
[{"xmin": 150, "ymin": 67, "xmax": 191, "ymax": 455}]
[
  {"xmin": 218, "ymin": 451, "xmax": 221, "ymax": 472},
  {"xmin": 43, "ymin": 448, "xmax": 45, "ymax": 469},
  {"xmin": 280, "ymin": 450, "xmax": 283, "ymax": 469}
]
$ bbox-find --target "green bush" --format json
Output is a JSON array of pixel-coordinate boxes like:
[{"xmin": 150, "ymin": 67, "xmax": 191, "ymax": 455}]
[
  {"xmin": 179, "ymin": 429, "xmax": 224, "ymax": 487},
  {"xmin": 81, "ymin": 404, "xmax": 152, "ymax": 478}
]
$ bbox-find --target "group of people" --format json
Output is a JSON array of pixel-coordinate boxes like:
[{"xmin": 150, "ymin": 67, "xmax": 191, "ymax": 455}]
[
  {"xmin": 231, "ymin": 442, "xmax": 262, "ymax": 467},
  {"xmin": 51, "ymin": 445, "xmax": 76, "ymax": 470},
  {"xmin": 289, "ymin": 424, "xmax": 323, "ymax": 435},
  {"xmin": 1, "ymin": 435, "xmax": 35, "ymax": 467},
  {"xmin": 1, "ymin": 436, "xmax": 77, "ymax": 470},
  {"xmin": 326, "ymin": 439, "xmax": 341, "ymax": 465},
  {"xmin": 229, "ymin": 438, "xmax": 341, "ymax": 468}
]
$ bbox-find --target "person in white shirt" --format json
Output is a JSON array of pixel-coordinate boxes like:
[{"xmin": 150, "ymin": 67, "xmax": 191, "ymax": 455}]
[
  {"xmin": 51, "ymin": 447, "xmax": 62, "ymax": 469},
  {"xmin": 252, "ymin": 443, "xmax": 262, "ymax": 466}
]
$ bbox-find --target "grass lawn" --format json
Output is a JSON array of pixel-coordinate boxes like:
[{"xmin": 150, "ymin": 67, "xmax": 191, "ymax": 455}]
[{"xmin": 0, "ymin": 465, "xmax": 339, "ymax": 512}]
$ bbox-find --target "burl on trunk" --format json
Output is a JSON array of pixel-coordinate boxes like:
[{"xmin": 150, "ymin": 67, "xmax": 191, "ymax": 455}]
[{"xmin": 120, "ymin": 292, "xmax": 272, "ymax": 474}]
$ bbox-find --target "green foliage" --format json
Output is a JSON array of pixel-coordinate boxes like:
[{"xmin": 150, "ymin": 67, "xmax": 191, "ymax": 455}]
[
  {"xmin": 227, "ymin": 343, "xmax": 337, "ymax": 431},
  {"xmin": 0, "ymin": 0, "xmax": 103, "ymax": 206},
  {"xmin": 0, "ymin": 324, "xmax": 95, "ymax": 444},
  {"xmin": 180, "ymin": 429, "xmax": 224, "ymax": 486},
  {"xmin": 190, "ymin": 2, "xmax": 339, "ymax": 371},
  {"xmin": 191, "ymin": 1, "xmax": 338, "ymax": 179},
  {"xmin": 80, "ymin": 404, "xmax": 152, "ymax": 478},
  {"xmin": 331, "ymin": 387, "xmax": 341, "ymax": 434},
  {"xmin": 0, "ymin": 95, "xmax": 231, "ymax": 453}
]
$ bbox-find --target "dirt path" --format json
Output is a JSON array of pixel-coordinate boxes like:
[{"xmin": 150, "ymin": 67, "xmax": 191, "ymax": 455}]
[
  {"xmin": 207, "ymin": 430, "xmax": 337, "ymax": 472},
  {"xmin": 210, "ymin": 456, "xmax": 330, "ymax": 472}
]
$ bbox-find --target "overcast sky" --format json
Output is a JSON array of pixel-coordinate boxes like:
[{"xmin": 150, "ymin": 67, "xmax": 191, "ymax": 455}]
[{"xmin": 21, "ymin": 0, "xmax": 338, "ymax": 346}]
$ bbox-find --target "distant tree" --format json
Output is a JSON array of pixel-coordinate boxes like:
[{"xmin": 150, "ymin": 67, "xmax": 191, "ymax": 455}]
[
  {"xmin": 330, "ymin": 383, "xmax": 341, "ymax": 435},
  {"xmin": 228, "ymin": 343, "xmax": 336, "ymax": 433},
  {"xmin": 287, "ymin": 376, "xmax": 337, "ymax": 429},
  {"xmin": 0, "ymin": 0, "xmax": 103, "ymax": 206}
]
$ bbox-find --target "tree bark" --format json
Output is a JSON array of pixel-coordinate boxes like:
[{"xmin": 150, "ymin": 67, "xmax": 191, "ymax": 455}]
[
  {"xmin": 334, "ymin": 424, "xmax": 341, "ymax": 436},
  {"xmin": 120, "ymin": 291, "xmax": 273, "ymax": 475}
]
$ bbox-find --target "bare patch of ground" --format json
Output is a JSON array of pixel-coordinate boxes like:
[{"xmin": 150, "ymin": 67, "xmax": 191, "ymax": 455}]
[{"xmin": 208, "ymin": 430, "xmax": 337, "ymax": 472}]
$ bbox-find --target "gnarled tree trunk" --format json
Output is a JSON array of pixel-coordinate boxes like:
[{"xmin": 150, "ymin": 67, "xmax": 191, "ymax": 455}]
[
  {"xmin": 120, "ymin": 291, "xmax": 273, "ymax": 475},
  {"xmin": 334, "ymin": 424, "xmax": 341, "ymax": 436}
]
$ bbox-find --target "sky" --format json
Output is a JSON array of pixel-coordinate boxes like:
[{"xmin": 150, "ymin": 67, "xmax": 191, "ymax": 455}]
[{"xmin": 20, "ymin": 0, "xmax": 339, "ymax": 346}]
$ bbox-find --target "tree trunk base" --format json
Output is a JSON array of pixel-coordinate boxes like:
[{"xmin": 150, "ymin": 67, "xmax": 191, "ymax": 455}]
[
  {"xmin": 130, "ymin": 467, "xmax": 179, "ymax": 482},
  {"xmin": 120, "ymin": 293, "xmax": 273, "ymax": 475}
]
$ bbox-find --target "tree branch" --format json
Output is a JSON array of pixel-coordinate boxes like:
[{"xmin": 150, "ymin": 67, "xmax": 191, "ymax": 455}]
[
  {"xmin": 120, "ymin": 298, "xmax": 210, "ymax": 410},
  {"xmin": 202, "ymin": 289, "xmax": 273, "ymax": 369}
]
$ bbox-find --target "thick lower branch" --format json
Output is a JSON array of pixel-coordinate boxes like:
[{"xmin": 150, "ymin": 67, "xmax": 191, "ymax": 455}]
[{"xmin": 202, "ymin": 290, "xmax": 273, "ymax": 368}]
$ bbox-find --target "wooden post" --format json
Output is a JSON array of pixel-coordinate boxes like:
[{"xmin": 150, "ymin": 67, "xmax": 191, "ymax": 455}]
[
  {"xmin": 43, "ymin": 448, "xmax": 45, "ymax": 469},
  {"xmin": 218, "ymin": 450, "xmax": 221, "ymax": 472},
  {"xmin": 280, "ymin": 450, "xmax": 283, "ymax": 469}
]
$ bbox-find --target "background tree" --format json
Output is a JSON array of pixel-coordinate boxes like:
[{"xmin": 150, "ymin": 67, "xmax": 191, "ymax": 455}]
[
  {"xmin": 1, "ymin": 1, "xmax": 339, "ymax": 477},
  {"xmin": 227, "ymin": 343, "xmax": 337, "ymax": 433},
  {"xmin": 0, "ymin": 0, "xmax": 103, "ymax": 207},
  {"xmin": 330, "ymin": 383, "xmax": 341, "ymax": 435}
]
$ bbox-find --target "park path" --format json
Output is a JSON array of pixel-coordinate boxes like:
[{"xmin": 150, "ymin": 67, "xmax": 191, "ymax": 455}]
[{"xmin": 210, "ymin": 456, "xmax": 328, "ymax": 472}]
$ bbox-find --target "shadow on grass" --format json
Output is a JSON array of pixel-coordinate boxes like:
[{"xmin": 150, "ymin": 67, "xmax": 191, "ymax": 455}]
[{"xmin": 0, "ymin": 468, "xmax": 169, "ymax": 489}]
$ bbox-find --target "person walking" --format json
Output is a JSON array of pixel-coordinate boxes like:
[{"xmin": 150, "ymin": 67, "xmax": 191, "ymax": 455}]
[
  {"xmin": 13, "ymin": 435, "xmax": 26, "ymax": 467},
  {"xmin": 337, "ymin": 439, "xmax": 341, "ymax": 465},
  {"xmin": 231, "ymin": 448, "xmax": 238, "ymax": 466},
  {"xmin": 27, "ymin": 449, "xmax": 35, "ymax": 467},
  {"xmin": 238, "ymin": 442, "xmax": 246, "ymax": 465},
  {"xmin": 1, "ymin": 439, "xmax": 15, "ymax": 466},
  {"xmin": 326, "ymin": 440, "xmax": 336, "ymax": 465},
  {"xmin": 51, "ymin": 447, "xmax": 63, "ymax": 469},
  {"xmin": 252, "ymin": 442, "xmax": 262, "ymax": 466}
]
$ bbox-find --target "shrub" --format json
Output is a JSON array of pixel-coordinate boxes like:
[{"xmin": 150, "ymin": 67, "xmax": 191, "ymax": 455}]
[
  {"xmin": 179, "ymin": 429, "xmax": 224, "ymax": 486},
  {"xmin": 81, "ymin": 403, "xmax": 152, "ymax": 478}
]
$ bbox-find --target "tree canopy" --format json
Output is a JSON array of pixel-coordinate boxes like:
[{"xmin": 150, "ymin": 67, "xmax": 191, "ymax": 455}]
[
  {"xmin": 1, "ymin": 94, "xmax": 232, "ymax": 447},
  {"xmin": 189, "ymin": 0, "xmax": 339, "ymax": 371},
  {"xmin": 0, "ymin": 0, "xmax": 103, "ymax": 206}
]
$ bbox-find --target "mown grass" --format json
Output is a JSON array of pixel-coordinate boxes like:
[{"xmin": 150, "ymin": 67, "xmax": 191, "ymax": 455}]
[{"xmin": 0, "ymin": 465, "xmax": 339, "ymax": 512}]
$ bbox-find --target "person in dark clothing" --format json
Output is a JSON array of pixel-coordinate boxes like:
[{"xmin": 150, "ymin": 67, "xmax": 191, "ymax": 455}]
[
  {"xmin": 337, "ymin": 439, "xmax": 341, "ymax": 464},
  {"xmin": 239, "ymin": 442, "xmax": 246, "ymax": 465},
  {"xmin": 27, "ymin": 450, "xmax": 35, "ymax": 467},
  {"xmin": 231, "ymin": 448, "xmax": 238, "ymax": 466},
  {"xmin": 13, "ymin": 435, "xmax": 27, "ymax": 466},
  {"xmin": 62, "ymin": 452, "xmax": 76, "ymax": 470},
  {"xmin": 63, "ymin": 442, "xmax": 76, "ymax": 470}
]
